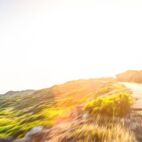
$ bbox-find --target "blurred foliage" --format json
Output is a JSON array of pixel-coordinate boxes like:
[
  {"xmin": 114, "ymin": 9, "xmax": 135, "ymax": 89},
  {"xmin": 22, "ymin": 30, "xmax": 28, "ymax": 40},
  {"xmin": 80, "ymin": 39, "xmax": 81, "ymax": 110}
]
[
  {"xmin": 0, "ymin": 78, "xmax": 133, "ymax": 138},
  {"xmin": 85, "ymin": 92, "xmax": 133, "ymax": 117},
  {"xmin": 52, "ymin": 123, "xmax": 136, "ymax": 142}
]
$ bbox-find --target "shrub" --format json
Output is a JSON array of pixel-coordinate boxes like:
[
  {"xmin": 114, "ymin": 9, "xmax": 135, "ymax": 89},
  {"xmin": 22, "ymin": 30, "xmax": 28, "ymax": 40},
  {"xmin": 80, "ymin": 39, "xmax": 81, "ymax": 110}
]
[{"xmin": 85, "ymin": 92, "xmax": 133, "ymax": 117}]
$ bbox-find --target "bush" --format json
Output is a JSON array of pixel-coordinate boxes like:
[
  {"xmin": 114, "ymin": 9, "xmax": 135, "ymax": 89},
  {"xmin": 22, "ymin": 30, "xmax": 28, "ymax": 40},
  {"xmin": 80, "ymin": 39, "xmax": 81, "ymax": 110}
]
[{"xmin": 85, "ymin": 92, "xmax": 133, "ymax": 117}]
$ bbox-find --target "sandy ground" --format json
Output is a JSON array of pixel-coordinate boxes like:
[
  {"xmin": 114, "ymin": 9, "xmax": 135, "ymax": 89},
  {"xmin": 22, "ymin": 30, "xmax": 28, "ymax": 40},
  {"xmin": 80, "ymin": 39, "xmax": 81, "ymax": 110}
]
[{"xmin": 120, "ymin": 82, "xmax": 142, "ymax": 109}]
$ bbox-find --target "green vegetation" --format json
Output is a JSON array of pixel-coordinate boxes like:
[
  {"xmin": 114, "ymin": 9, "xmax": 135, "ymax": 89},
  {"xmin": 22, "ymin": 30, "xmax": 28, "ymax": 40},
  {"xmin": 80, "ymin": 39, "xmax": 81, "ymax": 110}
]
[
  {"xmin": 0, "ymin": 89, "xmax": 58, "ymax": 137},
  {"xmin": 0, "ymin": 79, "xmax": 135, "ymax": 140},
  {"xmin": 85, "ymin": 92, "xmax": 133, "ymax": 117}
]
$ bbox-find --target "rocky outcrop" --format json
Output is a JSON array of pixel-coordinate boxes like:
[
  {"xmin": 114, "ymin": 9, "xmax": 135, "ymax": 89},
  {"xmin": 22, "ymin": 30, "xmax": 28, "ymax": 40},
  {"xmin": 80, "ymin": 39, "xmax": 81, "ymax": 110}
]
[
  {"xmin": 13, "ymin": 126, "xmax": 47, "ymax": 142},
  {"xmin": 0, "ymin": 137, "xmax": 15, "ymax": 142}
]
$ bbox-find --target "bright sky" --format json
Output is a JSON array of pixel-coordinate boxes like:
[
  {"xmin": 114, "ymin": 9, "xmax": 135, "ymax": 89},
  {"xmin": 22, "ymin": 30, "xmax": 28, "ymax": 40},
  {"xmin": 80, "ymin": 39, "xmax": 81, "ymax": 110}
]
[{"xmin": 0, "ymin": 0, "xmax": 142, "ymax": 93}]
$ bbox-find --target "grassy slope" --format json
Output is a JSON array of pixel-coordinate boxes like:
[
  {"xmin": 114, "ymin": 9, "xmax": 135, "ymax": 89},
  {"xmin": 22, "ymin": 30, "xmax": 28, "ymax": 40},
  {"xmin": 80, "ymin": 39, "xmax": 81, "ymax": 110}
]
[{"xmin": 0, "ymin": 78, "xmax": 131, "ymax": 138}]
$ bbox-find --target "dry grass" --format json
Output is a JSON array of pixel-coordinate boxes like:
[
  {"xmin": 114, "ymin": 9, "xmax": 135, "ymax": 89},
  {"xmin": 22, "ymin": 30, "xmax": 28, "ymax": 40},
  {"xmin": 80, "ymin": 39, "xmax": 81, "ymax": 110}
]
[{"xmin": 45, "ymin": 120, "xmax": 137, "ymax": 142}]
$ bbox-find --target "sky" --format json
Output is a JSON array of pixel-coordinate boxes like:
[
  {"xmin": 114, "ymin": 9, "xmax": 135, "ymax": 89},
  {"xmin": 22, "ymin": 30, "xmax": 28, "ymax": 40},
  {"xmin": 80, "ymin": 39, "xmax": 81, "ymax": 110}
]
[{"xmin": 0, "ymin": 0, "xmax": 142, "ymax": 93}]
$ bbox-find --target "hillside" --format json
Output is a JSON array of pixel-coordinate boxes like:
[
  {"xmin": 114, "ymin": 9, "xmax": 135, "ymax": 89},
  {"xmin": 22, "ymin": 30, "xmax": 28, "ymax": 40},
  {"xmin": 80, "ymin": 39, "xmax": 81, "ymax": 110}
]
[
  {"xmin": 0, "ymin": 74, "xmax": 142, "ymax": 142},
  {"xmin": 0, "ymin": 78, "xmax": 121, "ymax": 137},
  {"xmin": 116, "ymin": 70, "xmax": 142, "ymax": 83}
]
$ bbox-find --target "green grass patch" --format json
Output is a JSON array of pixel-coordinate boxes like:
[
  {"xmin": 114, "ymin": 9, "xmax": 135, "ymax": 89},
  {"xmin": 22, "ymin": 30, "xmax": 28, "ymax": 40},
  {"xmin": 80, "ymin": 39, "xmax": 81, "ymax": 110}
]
[{"xmin": 85, "ymin": 92, "xmax": 133, "ymax": 117}]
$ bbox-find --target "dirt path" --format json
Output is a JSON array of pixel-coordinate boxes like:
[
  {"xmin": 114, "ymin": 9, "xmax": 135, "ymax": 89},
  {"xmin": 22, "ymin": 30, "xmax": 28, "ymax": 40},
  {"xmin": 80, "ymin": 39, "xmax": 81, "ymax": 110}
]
[{"xmin": 120, "ymin": 82, "xmax": 142, "ymax": 109}]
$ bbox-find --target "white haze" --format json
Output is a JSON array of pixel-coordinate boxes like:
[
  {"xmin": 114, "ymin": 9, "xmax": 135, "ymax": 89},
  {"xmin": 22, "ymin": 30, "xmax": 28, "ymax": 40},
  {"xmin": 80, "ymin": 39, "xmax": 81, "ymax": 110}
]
[{"xmin": 0, "ymin": 0, "xmax": 142, "ymax": 93}]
